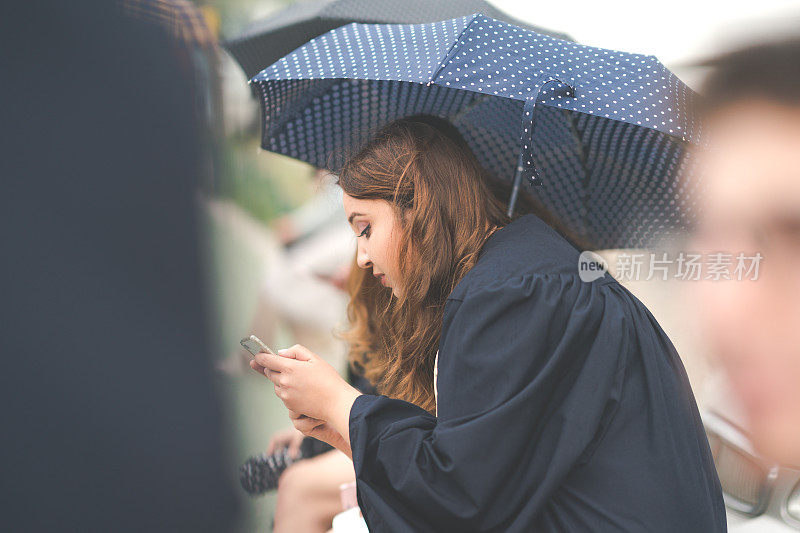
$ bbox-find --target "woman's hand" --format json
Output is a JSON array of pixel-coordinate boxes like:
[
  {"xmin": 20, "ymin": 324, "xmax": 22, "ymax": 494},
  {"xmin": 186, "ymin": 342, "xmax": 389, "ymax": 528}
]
[
  {"xmin": 286, "ymin": 409, "xmax": 352, "ymax": 459},
  {"xmin": 249, "ymin": 344, "xmax": 362, "ymax": 452},
  {"xmin": 266, "ymin": 426, "xmax": 305, "ymax": 459},
  {"xmin": 249, "ymin": 344, "xmax": 354, "ymax": 420}
]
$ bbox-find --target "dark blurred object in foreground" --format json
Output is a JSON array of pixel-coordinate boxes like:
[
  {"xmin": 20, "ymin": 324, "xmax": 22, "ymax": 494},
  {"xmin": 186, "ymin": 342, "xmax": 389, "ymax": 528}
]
[
  {"xmin": 120, "ymin": 0, "xmax": 225, "ymax": 195},
  {"xmin": 1, "ymin": 1, "xmax": 238, "ymax": 531}
]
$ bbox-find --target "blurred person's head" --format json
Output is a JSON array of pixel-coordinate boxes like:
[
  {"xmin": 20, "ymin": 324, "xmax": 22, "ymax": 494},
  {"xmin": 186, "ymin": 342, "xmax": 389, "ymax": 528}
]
[
  {"xmin": 334, "ymin": 114, "xmax": 591, "ymax": 413},
  {"xmin": 690, "ymin": 37, "xmax": 800, "ymax": 465}
]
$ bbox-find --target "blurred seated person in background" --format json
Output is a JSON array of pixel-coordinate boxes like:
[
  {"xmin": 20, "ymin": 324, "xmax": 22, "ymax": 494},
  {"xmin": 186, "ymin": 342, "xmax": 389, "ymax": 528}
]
[
  {"xmin": 271, "ymin": 433, "xmax": 356, "ymax": 533},
  {"xmin": 690, "ymin": 36, "xmax": 800, "ymax": 467},
  {"xmin": 272, "ymin": 168, "xmax": 349, "ymax": 249},
  {"xmin": 221, "ymin": 169, "xmax": 355, "ymax": 376}
]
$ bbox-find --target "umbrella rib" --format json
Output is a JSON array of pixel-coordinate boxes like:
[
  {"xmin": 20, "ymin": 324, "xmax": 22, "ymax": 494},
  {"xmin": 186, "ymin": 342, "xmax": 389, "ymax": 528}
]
[
  {"xmin": 561, "ymin": 109, "xmax": 591, "ymax": 238},
  {"xmin": 427, "ymin": 13, "xmax": 481, "ymax": 85}
]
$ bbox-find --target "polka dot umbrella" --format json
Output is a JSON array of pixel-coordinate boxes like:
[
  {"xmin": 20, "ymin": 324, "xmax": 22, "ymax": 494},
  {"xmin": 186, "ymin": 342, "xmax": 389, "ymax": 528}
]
[{"xmin": 250, "ymin": 13, "xmax": 702, "ymax": 249}]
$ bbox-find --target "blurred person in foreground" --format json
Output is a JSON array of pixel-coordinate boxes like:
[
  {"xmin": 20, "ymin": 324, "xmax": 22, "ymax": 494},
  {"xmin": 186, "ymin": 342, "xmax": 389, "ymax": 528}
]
[
  {"xmin": 1, "ymin": 1, "xmax": 238, "ymax": 530},
  {"xmin": 690, "ymin": 37, "xmax": 800, "ymax": 467}
]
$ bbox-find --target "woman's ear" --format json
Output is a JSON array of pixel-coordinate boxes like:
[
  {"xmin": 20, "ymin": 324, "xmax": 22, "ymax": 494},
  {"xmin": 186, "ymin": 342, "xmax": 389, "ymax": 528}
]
[{"xmin": 393, "ymin": 206, "xmax": 411, "ymax": 230}]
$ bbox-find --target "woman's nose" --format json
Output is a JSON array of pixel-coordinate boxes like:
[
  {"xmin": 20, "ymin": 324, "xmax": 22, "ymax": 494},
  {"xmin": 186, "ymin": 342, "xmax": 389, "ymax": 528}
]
[{"xmin": 356, "ymin": 243, "xmax": 372, "ymax": 269}]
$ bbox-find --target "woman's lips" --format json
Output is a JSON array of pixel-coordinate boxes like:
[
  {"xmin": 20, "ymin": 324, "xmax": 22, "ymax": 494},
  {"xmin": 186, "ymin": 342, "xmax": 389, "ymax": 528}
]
[{"xmin": 375, "ymin": 274, "xmax": 386, "ymax": 285}]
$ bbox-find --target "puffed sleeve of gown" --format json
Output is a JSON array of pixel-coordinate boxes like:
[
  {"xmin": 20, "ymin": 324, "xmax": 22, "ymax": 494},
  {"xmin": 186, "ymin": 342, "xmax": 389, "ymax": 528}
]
[{"xmin": 348, "ymin": 272, "xmax": 726, "ymax": 532}]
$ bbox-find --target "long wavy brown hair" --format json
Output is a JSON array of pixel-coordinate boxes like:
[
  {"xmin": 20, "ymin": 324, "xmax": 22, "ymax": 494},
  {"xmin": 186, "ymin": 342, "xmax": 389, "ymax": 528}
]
[{"xmin": 333, "ymin": 115, "xmax": 592, "ymax": 415}]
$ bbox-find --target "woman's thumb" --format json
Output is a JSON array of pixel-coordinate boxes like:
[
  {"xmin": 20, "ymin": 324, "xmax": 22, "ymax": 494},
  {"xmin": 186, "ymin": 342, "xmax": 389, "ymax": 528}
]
[{"xmin": 277, "ymin": 344, "xmax": 314, "ymax": 361}]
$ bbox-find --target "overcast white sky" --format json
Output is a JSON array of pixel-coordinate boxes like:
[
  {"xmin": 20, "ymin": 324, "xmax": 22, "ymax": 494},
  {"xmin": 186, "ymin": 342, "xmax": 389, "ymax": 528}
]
[{"xmin": 489, "ymin": 0, "xmax": 800, "ymax": 89}]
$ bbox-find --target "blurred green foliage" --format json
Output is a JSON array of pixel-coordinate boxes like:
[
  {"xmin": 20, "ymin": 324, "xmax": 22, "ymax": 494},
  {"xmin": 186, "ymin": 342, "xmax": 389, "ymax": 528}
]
[
  {"xmin": 202, "ymin": 0, "xmax": 299, "ymax": 42},
  {"xmin": 217, "ymin": 134, "xmax": 316, "ymax": 224}
]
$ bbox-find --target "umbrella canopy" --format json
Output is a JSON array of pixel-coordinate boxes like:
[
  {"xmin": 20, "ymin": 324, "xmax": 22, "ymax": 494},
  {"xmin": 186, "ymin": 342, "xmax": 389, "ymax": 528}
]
[
  {"xmin": 249, "ymin": 13, "xmax": 702, "ymax": 249},
  {"xmin": 224, "ymin": 0, "xmax": 571, "ymax": 79}
]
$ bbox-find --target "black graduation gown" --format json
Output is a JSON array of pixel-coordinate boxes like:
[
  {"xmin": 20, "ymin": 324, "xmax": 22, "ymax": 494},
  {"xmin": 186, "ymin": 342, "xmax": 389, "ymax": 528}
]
[{"xmin": 348, "ymin": 213, "xmax": 727, "ymax": 532}]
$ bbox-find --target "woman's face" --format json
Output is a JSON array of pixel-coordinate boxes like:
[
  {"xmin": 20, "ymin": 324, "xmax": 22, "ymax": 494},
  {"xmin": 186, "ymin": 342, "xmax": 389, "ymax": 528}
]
[{"xmin": 342, "ymin": 192, "xmax": 404, "ymax": 298}]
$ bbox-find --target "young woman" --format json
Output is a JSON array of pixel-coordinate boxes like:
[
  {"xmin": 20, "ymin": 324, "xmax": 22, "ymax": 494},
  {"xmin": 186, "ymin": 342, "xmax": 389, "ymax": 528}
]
[{"xmin": 250, "ymin": 115, "xmax": 727, "ymax": 531}]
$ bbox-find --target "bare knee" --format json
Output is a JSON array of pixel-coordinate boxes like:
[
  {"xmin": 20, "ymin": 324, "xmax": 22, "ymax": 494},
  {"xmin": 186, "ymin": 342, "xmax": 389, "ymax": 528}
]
[
  {"xmin": 274, "ymin": 461, "xmax": 313, "ymax": 524},
  {"xmin": 273, "ymin": 459, "xmax": 337, "ymax": 533}
]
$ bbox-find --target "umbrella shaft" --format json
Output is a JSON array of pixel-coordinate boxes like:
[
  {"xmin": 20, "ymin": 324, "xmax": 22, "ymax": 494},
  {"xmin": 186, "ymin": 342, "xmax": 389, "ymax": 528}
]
[{"xmin": 507, "ymin": 168, "xmax": 523, "ymax": 217}]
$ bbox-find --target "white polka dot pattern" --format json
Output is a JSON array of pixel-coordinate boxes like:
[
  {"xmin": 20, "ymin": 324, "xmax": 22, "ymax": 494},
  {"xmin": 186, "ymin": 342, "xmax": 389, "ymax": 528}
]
[{"xmin": 250, "ymin": 13, "xmax": 703, "ymax": 249}]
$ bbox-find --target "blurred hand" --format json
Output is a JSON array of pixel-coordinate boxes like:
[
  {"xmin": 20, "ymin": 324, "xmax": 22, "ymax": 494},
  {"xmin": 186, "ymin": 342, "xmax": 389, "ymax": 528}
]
[
  {"xmin": 272, "ymin": 216, "xmax": 297, "ymax": 246},
  {"xmin": 266, "ymin": 425, "xmax": 305, "ymax": 460},
  {"xmin": 327, "ymin": 262, "xmax": 353, "ymax": 291}
]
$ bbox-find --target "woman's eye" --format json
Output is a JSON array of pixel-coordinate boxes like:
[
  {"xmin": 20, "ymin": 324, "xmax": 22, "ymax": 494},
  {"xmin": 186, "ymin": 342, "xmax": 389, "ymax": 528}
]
[{"xmin": 358, "ymin": 224, "xmax": 371, "ymax": 238}]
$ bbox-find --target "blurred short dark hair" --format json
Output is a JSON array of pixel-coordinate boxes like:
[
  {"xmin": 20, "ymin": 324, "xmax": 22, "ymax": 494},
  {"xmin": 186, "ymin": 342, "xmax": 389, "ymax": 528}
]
[{"xmin": 694, "ymin": 37, "xmax": 800, "ymax": 115}]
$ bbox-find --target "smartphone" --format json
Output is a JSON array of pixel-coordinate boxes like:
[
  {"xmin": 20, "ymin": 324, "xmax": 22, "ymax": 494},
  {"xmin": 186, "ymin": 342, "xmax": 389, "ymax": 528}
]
[
  {"xmin": 242, "ymin": 334, "xmax": 306, "ymax": 418},
  {"xmin": 240, "ymin": 334, "xmax": 277, "ymax": 358}
]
